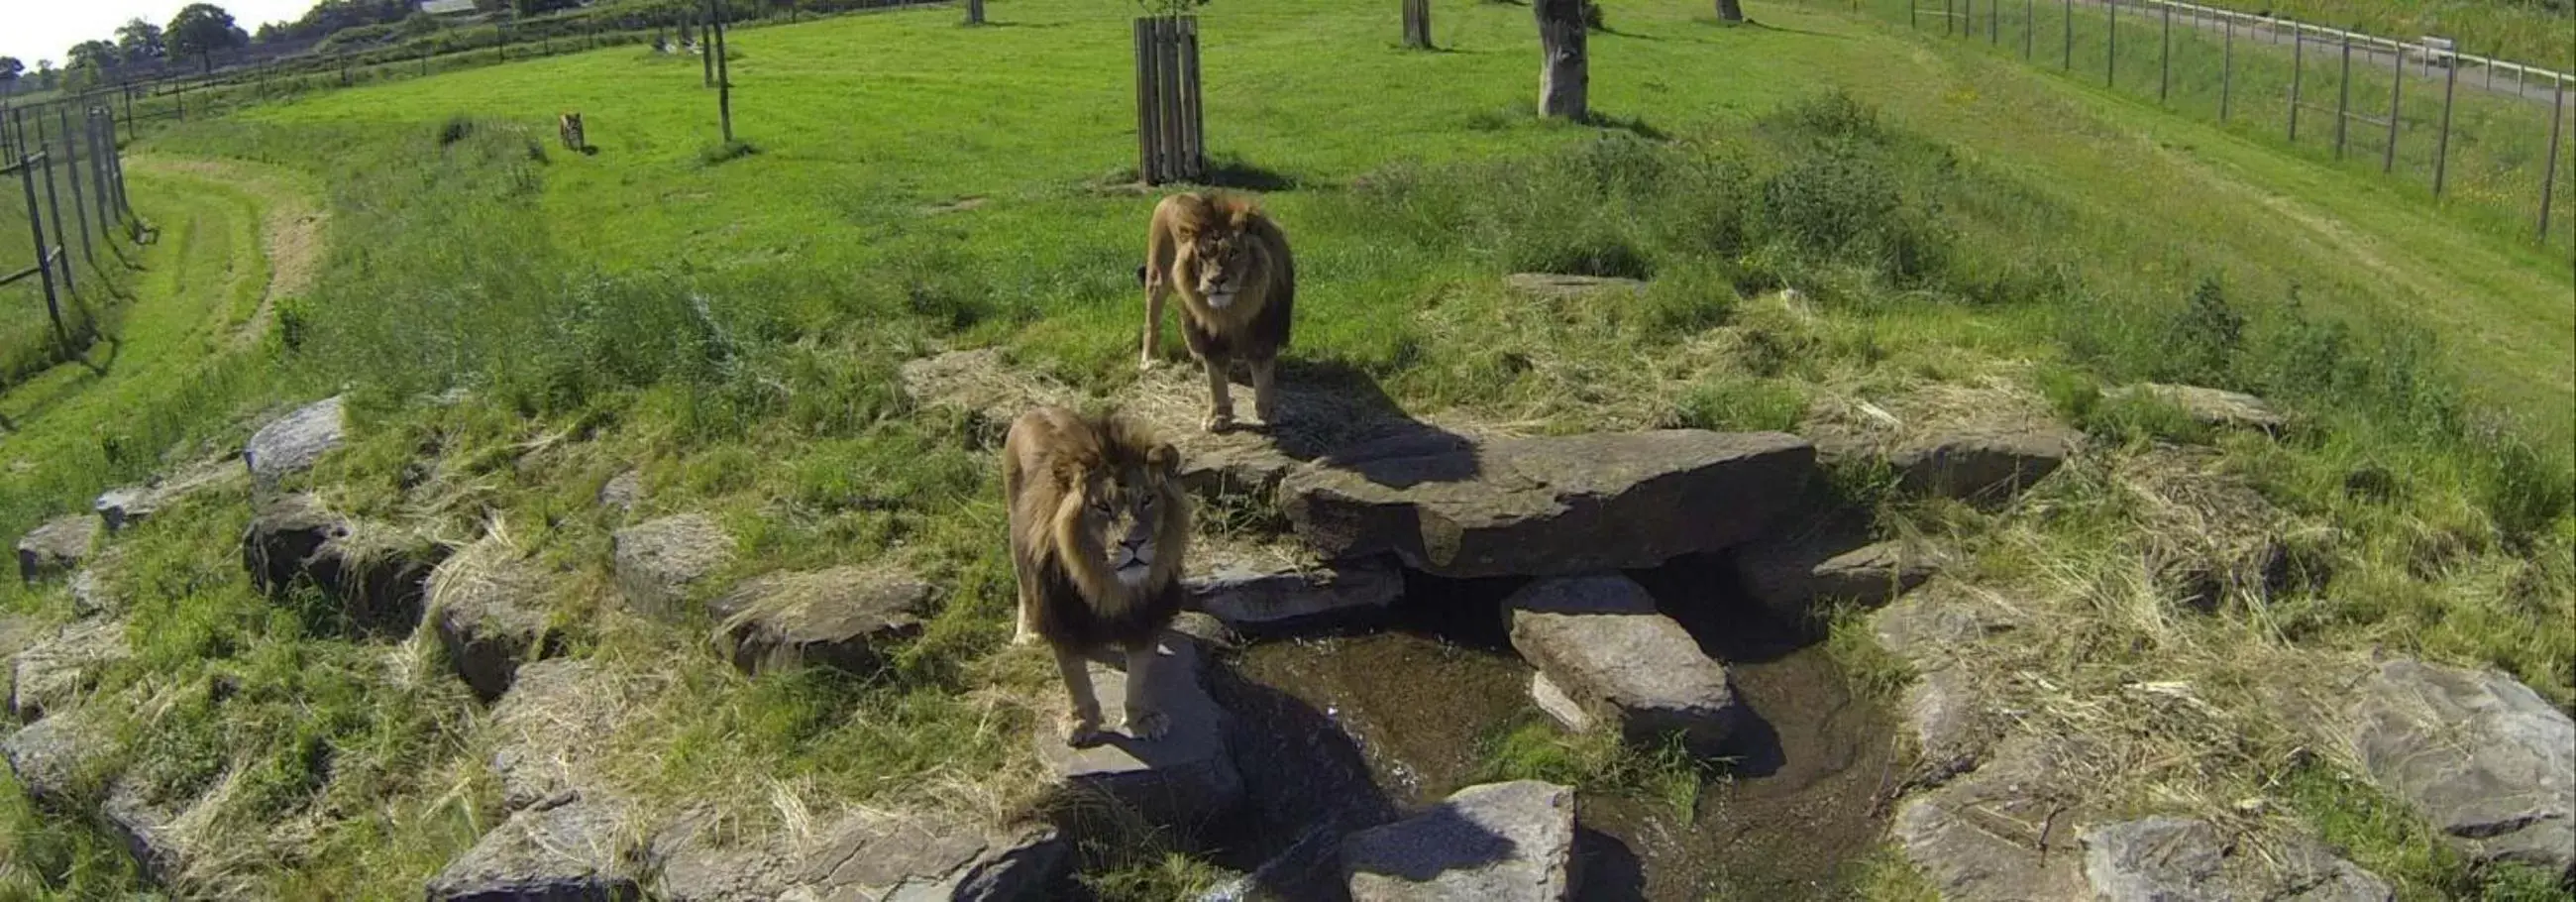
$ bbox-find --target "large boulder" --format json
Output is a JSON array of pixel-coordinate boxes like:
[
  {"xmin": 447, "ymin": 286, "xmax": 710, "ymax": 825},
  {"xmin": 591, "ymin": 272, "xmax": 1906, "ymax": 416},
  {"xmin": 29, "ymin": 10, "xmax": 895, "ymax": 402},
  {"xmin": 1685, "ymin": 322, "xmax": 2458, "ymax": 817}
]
[
  {"xmin": 1342, "ymin": 780, "xmax": 1578, "ymax": 902},
  {"xmin": 1503, "ymin": 575, "xmax": 1742, "ymax": 754},
  {"xmin": 242, "ymin": 494, "xmax": 444, "ymax": 637},
  {"xmin": 1186, "ymin": 552, "xmax": 1402, "ymax": 638},
  {"xmin": 1, "ymin": 707, "xmax": 118, "ymax": 807},
  {"xmin": 1890, "ymin": 736, "xmax": 2090, "ymax": 901},
  {"xmin": 428, "ymin": 551, "xmax": 562, "ymax": 702},
  {"xmin": 1280, "ymin": 430, "xmax": 1813, "ymax": 579},
  {"xmin": 1034, "ymin": 631, "xmax": 1241, "ymax": 829},
  {"xmin": 16, "ymin": 515, "xmax": 97, "ymax": 583},
  {"xmin": 2335, "ymin": 658, "xmax": 2574, "ymax": 877},
  {"xmin": 2081, "ymin": 816, "xmax": 2392, "ymax": 902},
  {"xmin": 610, "ymin": 513, "xmax": 733, "ymax": 620},
  {"xmin": 490, "ymin": 659, "xmax": 647, "ymax": 812},
  {"xmin": 10, "ymin": 618, "xmax": 130, "ymax": 723},
  {"xmin": 651, "ymin": 807, "xmax": 1067, "ymax": 902},
  {"xmin": 243, "ymin": 395, "xmax": 347, "ymax": 489},
  {"xmin": 1887, "ymin": 424, "xmax": 2076, "ymax": 503},
  {"xmin": 704, "ymin": 567, "xmax": 927, "ymax": 677},
  {"xmin": 425, "ymin": 793, "xmax": 642, "ymax": 902}
]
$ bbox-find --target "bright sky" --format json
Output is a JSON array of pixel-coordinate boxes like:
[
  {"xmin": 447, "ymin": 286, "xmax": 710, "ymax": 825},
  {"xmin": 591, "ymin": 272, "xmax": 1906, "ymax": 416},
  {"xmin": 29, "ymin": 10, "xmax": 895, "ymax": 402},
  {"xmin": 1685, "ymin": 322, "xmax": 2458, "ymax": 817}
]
[{"xmin": 4, "ymin": 0, "xmax": 318, "ymax": 67}]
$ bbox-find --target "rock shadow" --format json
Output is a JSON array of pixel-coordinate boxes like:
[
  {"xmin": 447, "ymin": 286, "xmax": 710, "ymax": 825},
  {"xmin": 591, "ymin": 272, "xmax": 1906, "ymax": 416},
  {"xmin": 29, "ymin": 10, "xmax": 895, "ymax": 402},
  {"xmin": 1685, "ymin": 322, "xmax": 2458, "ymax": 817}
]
[
  {"xmin": 1204, "ymin": 660, "xmax": 1401, "ymax": 900},
  {"xmin": 1205, "ymin": 358, "xmax": 1484, "ymax": 489}
]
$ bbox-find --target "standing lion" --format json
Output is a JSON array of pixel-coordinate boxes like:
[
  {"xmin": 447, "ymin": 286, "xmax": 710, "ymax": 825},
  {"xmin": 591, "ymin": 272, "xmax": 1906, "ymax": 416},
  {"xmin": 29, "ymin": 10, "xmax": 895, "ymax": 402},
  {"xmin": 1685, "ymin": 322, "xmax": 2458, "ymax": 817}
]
[
  {"xmin": 1139, "ymin": 191, "xmax": 1296, "ymax": 433},
  {"xmin": 1004, "ymin": 406, "xmax": 1192, "ymax": 744}
]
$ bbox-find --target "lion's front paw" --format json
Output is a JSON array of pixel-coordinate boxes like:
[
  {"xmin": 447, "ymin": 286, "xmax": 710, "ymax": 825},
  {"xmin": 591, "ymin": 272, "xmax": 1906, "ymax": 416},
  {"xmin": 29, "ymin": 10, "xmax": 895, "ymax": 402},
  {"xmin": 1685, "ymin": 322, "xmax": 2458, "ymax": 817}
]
[
  {"xmin": 1202, "ymin": 411, "xmax": 1235, "ymax": 433},
  {"xmin": 1124, "ymin": 707, "xmax": 1170, "ymax": 741},
  {"xmin": 1064, "ymin": 713, "xmax": 1109, "ymax": 747},
  {"xmin": 1137, "ymin": 355, "xmax": 1161, "ymax": 373}
]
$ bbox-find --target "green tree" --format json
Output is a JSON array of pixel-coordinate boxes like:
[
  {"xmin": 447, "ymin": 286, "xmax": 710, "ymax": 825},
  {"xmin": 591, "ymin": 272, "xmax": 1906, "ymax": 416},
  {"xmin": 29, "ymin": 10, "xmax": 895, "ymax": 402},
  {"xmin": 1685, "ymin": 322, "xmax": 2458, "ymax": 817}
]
[
  {"xmin": 167, "ymin": 4, "xmax": 252, "ymax": 71},
  {"xmin": 34, "ymin": 59, "xmax": 55, "ymax": 91},
  {"xmin": 67, "ymin": 40, "xmax": 121, "ymax": 72},
  {"xmin": 116, "ymin": 18, "xmax": 167, "ymax": 62},
  {"xmin": 0, "ymin": 57, "xmax": 21, "ymax": 98}
]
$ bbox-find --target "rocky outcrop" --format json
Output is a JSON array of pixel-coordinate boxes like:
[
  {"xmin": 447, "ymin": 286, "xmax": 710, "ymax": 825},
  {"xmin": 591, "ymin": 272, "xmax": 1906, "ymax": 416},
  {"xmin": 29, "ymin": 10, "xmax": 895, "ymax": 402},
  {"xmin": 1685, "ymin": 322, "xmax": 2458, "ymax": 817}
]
[
  {"xmin": 17, "ymin": 515, "xmax": 96, "ymax": 583},
  {"xmin": 2, "ymin": 708, "xmax": 117, "ymax": 806},
  {"xmin": 1887, "ymin": 424, "xmax": 2076, "ymax": 503},
  {"xmin": 650, "ymin": 808, "xmax": 1067, "ymax": 901},
  {"xmin": 10, "ymin": 619, "xmax": 130, "ymax": 723},
  {"xmin": 428, "ymin": 554, "xmax": 561, "ymax": 702},
  {"xmin": 1737, "ymin": 509, "xmax": 1938, "ymax": 622},
  {"xmin": 426, "ymin": 792, "xmax": 641, "ymax": 902},
  {"xmin": 1889, "ymin": 736, "xmax": 2089, "ymax": 900},
  {"xmin": 610, "ymin": 513, "xmax": 733, "ymax": 619},
  {"xmin": 94, "ymin": 457, "xmax": 244, "ymax": 533},
  {"xmin": 1504, "ymin": 575, "xmax": 1742, "ymax": 754},
  {"xmin": 1280, "ymin": 430, "xmax": 1813, "ymax": 579},
  {"xmin": 1034, "ymin": 631, "xmax": 1241, "ymax": 829},
  {"xmin": 1872, "ymin": 584, "xmax": 2014, "ymax": 783},
  {"xmin": 243, "ymin": 395, "xmax": 347, "ymax": 489},
  {"xmin": 2335, "ymin": 658, "xmax": 2574, "ymax": 877},
  {"xmin": 705, "ymin": 567, "xmax": 928, "ymax": 677},
  {"xmin": 2111, "ymin": 384, "xmax": 2287, "ymax": 432},
  {"xmin": 1342, "ymin": 780, "xmax": 1578, "ymax": 902},
  {"xmin": 242, "ymin": 494, "xmax": 444, "ymax": 637},
  {"xmin": 1186, "ymin": 553, "xmax": 1402, "ymax": 637},
  {"xmin": 2080, "ymin": 816, "xmax": 2393, "ymax": 902}
]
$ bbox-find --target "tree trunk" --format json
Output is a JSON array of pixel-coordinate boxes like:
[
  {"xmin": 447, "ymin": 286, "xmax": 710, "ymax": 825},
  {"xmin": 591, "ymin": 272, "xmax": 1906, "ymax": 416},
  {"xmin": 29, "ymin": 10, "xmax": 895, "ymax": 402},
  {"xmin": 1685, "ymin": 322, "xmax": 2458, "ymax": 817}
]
[
  {"xmin": 1715, "ymin": 0, "xmax": 1746, "ymax": 22},
  {"xmin": 1535, "ymin": 0, "xmax": 1587, "ymax": 121}
]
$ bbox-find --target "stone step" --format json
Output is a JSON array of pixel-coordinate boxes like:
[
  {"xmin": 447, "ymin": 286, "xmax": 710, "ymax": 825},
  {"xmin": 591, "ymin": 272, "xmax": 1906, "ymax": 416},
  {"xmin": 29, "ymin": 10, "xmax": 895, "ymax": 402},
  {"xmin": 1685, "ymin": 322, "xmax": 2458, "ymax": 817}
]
[
  {"xmin": 610, "ymin": 512, "xmax": 733, "ymax": 620},
  {"xmin": 1504, "ymin": 574, "xmax": 1743, "ymax": 755},
  {"xmin": 704, "ymin": 566, "xmax": 927, "ymax": 677},
  {"xmin": 1342, "ymin": 780, "xmax": 1579, "ymax": 902},
  {"xmin": 1034, "ymin": 630, "xmax": 1242, "ymax": 830},
  {"xmin": 243, "ymin": 395, "xmax": 346, "ymax": 491},
  {"xmin": 16, "ymin": 514, "xmax": 97, "ymax": 584},
  {"xmin": 650, "ymin": 806, "xmax": 1067, "ymax": 901},
  {"xmin": 1186, "ymin": 548, "xmax": 1401, "ymax": 638}
]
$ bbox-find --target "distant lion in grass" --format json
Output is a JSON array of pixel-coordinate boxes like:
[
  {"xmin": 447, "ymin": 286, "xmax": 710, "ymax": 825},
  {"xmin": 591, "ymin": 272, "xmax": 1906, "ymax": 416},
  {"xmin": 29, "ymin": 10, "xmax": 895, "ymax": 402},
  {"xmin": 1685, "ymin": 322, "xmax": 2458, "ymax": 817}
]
[
  {"xmin": 558, "ymin": 112, "xmax": 585, "ymax": 152},
  {"xmin": 1138, "ymin": 190, "xmax": 1296, "ymax": 433},
  {"xmin": 1005, "ymin": 406, "xmax": 1191, "ymax": 744}
]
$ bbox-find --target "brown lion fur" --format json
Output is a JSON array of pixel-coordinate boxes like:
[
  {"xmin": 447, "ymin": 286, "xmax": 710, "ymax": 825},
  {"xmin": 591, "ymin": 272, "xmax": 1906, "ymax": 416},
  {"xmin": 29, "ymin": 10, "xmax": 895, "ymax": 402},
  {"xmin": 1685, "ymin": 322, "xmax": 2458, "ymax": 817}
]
[
  {"xmin": 1139, "ymin": 190, "xmax": 1296, "ymax": 432},
  {"xmin": 558, "ymin": 112, "xmax": 585, "ymax": 152},
  {"xmin": 1003, "ymin": 406, "xmax": 1191, "ymax": 653}
]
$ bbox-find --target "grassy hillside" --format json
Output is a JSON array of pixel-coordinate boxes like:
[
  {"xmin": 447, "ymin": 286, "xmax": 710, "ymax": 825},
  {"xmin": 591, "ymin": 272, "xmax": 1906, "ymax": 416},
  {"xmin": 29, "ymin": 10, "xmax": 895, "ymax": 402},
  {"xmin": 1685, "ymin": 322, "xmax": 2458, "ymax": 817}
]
[
  {"xmin": 2195, "ymin": 0, "xmax": 2575, "ymax": 68},
  {"xmin": 0, "ymin": 0, "xmax": 2567, "ymax": 897}
]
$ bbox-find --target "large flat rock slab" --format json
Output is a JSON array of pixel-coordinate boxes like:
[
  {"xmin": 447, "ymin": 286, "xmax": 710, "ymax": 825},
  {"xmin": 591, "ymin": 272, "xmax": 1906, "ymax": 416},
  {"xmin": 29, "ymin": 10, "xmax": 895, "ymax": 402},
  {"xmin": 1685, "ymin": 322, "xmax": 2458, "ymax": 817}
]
[
  {"xmin": 243, "ymin": 395, "xmax": 346, "ymax": 489},
  {"xmin": 1504, "ymin": 575, "xmax": 1742, "ymax": 754},
  {"xmin": 2, "ymin": 707, "xmax": 118, "ymax": 807},
  {"xmin": 1186, "ymin": 544, "xmax": 1401, "ymax": 638},
  {"xmin": 2335, "ymin": 657, "xmax": 2574, "ymax": 878},
  {"xmin": 651, "ymin": 807, "xmax": 1067, "ymax": 901},
  {"xmin": 704, "ymin": 566, "xmax": 927, "ymax": 677},
  {"xmin": 1034, "ymin": 631, "xmax": 1241, "ymax": 829},
  {"xmin": 1890, "ymin": 736, "xmax": 2089, "ymax": 901},
  {"xmin": 2110, "ymin": 383, "xmax": 2287, "ymax": 432},
  {"xmin": 1887, "ymin": 423, "xmax": 2077, "ymax": 503},
  {"xmin": 17, "ymin": 515, "xmax": 97, "ymax": 584},
  {"xmin": 490, "ymin": 659, "xmax": 649, "ymax": 812},
  {"xmin": 94, "ymin": 457, "xmax": 244, "ymax": 533},
  {"xmin": 10, "ymin": 618, "xmax": 130, "ymax": 723},
  {"xmin": 1342, "ymin": 780, "xmax": 1578, "ymax": 902},
  {"xmin": 1281, "ymin": 430, "xmax": 1813, "ymax": 579},
  {"xmin": 2080, "ymin": 816, "xmax": 2392, "ymax": 902},
  {"xmin": 611, "ymin": 513, "xmax": 733, "ymax": 620},
  {"xmin": 428, "ymin": 546, "xmax": 562, "ymax": 702},
  {"xmin": 242, "ymin": 494, "xmax": 445, "ymax": 637}
]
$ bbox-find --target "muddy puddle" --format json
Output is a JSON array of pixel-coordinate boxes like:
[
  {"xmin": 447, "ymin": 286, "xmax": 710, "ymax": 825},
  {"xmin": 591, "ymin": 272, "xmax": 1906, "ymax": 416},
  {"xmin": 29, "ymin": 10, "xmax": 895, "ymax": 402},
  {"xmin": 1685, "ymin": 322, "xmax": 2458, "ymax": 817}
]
[{"xmin": 1210, "ymin": 561, "xmax": 1896, "ymax": 901}]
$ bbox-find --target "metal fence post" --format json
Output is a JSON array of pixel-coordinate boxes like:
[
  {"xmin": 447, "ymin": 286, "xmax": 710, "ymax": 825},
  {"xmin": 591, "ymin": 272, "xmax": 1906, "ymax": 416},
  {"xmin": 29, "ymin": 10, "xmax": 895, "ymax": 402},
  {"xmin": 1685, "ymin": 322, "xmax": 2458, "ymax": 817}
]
[
  {"xmin": 2158, "ymin": 1, "xmax": 2170, "ymax": 102},
  {"xmin": 2024, "ymin": 0, "xmax": 2033, "ymax": 58},
  {"xmin": 2541, "ymin": 80, "xmax": 2564, "ymax": 242},
  {"xmin": 1988, "ymin": 0, "xmax": 1996, "ymax": 44},
  {"xmin": 2289, "ymin": 24, "xmax": 2304, "ymax": 141},
  {"xmin": 35, "ymin": 121, "xmax": 71, "ymax": 293},
  {"xmin": 16, "ymin": 154, "xmax": 72, "ymax": 357},
  {"xmin": 2220, "ymin": 14, "xmax": 2232, "ymax": 121},
  {"xmin": 2335, "ymin": 33, "xmax": 2351, "ymax": 159},
  {"xmin": 55, "ymin": 108, "xmax": 91, "ymax": 270},
  {"xmin": 2107, "ymin": 0, "xmax": 2117, "ymax": 87},
  {"xmin": 2434, "ymin": 59, "xmax": 2456, "ymax": 195},
  {"xmin": 2383, "ymin": 42, "xmax": 2402, "ymax": 173},
  {"xmin": 2063, "ymin": 0, "xmax": 2072, "ymax": 69}
]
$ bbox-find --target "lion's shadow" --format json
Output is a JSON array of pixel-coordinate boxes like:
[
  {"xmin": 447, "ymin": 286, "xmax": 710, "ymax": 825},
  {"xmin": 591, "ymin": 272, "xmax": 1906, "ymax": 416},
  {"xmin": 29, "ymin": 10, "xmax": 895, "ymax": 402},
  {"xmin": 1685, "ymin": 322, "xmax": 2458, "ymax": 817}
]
[{"xmin": 1178, "ymin": 357, "xmax": 1485, "ymax": 490}]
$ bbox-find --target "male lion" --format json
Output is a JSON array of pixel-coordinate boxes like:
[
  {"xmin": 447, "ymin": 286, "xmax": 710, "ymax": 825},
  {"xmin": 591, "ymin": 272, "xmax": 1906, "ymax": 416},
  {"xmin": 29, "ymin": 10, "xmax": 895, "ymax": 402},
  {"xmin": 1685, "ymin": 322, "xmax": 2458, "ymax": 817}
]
[
  {"xmin": 558, "ymin": 112, "xmax": 585, "ymax": 153},
  {"xmin": 1004, "ymin": 406, "xmax": 1191, "ymax": 744},
  {"xmin": 1139, "ymin": 191, "xmax": 1296, "ymax": 433}
]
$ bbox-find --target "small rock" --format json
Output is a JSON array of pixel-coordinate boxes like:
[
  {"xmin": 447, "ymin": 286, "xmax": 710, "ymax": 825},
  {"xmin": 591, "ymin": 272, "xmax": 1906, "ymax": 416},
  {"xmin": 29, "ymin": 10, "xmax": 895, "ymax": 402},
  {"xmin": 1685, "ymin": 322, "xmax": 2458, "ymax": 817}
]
[
  {"xmin": 1890, "ymin": 736, "xmax": 2089, "ymax": 901},
  {"xmin": 93, "ymin": 458, "xmax": 242, "ymax": 533},
  {"xmin": 2337, "ymin": 657, "xmax": 2574, "ymax": 877},
  {"xmin": 1504, "ymin": 575, "xmax": 1742, "ymax": 754},
  {"xmin": 10, "ymin": 619, "xmax": 130, "ymax": 723},
  {"xmin": 1034, "ymin": 631, "xmax": 1241, "ymax": 829},
  {"xmin": 2, "ymin": 708, "xmax": 118, "ymax": 806},
  {"xmin": 1342, "ymin": 780, "xmax": 1578, "ymax": 902},
  {"xmin": 490, "ymin": 659, "xmax": 647, "ymax": 812},
  {"xmin": 2080, "ymin": 816, "xmax": 2393, "ymax": 902},
  {"xmin": 597, "ymin": 470, "xmax": 643, "ymax": 514},
  {"xmin": 16, "ymin": 515, "xmax": 97, "ymax": 583},
  {"xmin": 1903, "ymin": 666, "xmax": 1992, "ymax": 786},
  {"xmin": 243, "ymin": 395, "xmax": 347, "ymax": 489},
  {"xmin": 1529, "ymin": 672, "xmax": 1594, "ymax": 733},
  {"xmin": 1503, "ymin": 273, "xmax": 1646, "ymax": 301},
  {"xmin": 611, "ymin": 513, "xmax": 734, "ymax": 620},
  {"xmin": 1187, "ymin": 555, "xmax": 1401, "ymax": 637},
  {"xmin": 2112, "ymin": 384, "xmax": 2288, "ymax": 432},
  {"xmin": 1888, "ymin": 424, "xmax": 2076, "ymax": 503},
  {"xmin": 425, "ymin": 794, "xmax": 642, "ymax": 902},
  {"xmin": 1176, "ymin": 438, "xmax": 1302, "ymax": 503},
  {"xmin": 429, "ymin": 555, "xmax": 561, "ymax": 702},
  {"xmin": 705, "ymin": 567, "xmax": 928, "ymax": 677},
  {"xmin": 241, "ymin": 494, "xmax": 443, "ymax": 637},
  {"xmin": 68, "ymin": 568, "xmax": 116, "ymax": 618},
  {"xmin": 102, "ymin": 778, "xmax": 192, "ymax": 886},
  {"xmin": 1281, "ymin": 430, "xmax": 1813, "ymax": 579}
]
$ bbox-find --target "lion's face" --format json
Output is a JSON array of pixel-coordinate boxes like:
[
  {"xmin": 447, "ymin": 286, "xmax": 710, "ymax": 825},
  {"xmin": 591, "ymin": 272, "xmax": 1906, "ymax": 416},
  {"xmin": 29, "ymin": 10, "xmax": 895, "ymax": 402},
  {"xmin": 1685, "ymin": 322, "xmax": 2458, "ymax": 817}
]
[
  {"xmin": 1057, "ymin": 452, "xmax": 1184, "ymax": 590},
  {"xmin": 1191, "ymin": 232, "xmax": 1250, "ymax": 309}
]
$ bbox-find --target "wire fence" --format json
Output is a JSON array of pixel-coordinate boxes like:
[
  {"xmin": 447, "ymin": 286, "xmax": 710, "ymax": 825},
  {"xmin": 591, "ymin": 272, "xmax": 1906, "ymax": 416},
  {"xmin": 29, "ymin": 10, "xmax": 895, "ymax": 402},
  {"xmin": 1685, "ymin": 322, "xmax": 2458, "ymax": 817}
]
[
  {"xmin": 0, "ymin": 103, "xmax": 139, "ymax": 388},
  {"xmin": 1864, "ymin": 0, "xmax": 2575, "ymax": 254}
]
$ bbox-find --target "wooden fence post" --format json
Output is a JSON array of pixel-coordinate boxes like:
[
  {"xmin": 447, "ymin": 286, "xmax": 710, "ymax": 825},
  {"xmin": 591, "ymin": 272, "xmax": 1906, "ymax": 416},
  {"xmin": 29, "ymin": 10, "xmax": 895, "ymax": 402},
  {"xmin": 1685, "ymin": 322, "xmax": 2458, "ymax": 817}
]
[
  {"xmin": 14, "ymin": 151, "xmax": 73, "ymax": 357},
  {"xmin": 35, "ymin": 120, "xmax": 70, "ymax": 292},
  {"xmin": 1405, "ymin": 0, "xmax": 1434, "ymax": 50},
  {"xmin": 2220, "ymin": 14, "xmax": 2232, "ymax": 121},
  {"xmin": 2540, "ymin": 80, "xmax": 2564, "ymax": 241},
  {"xmin": 1156, "ymin": 18, "xmax": 1184, "ymax": 181},
  {"xmin": 2158, "ymin": 1, "xmax": 2170, "ymax": 101},
  {"xmin": 2382, "ymin": 40, "xmax": 2401, "ymax": 173},
  {"xmin": 2433, "ymin": 58, "xmax": 2456, "ymax": 195},
  {"xmin": 700, "ymin": 10, "xmax": 716, "ymax": 87},
  {"xmin": 713, "ymin": 0, "xmax": 734, "ymax": 144},
  {"xmin": 2062, "ymin": 0, "xmax": 2071, "ymax": 69},
  {"xmin": 1987, "ymin": 0, "xmax": 1995, "ymax": 44},
  {"xmin": 2023, "ymin": 0, "xmax": 2032, "ymax": 58},
  {"xmin": 2106, "ymin": 0, "xmax": 2116, "ymax": 87},
  {"xmin": 967, "ymin": 0, "xmax": 985, "ymax": 26},
  {"xmin": 54, "ymin": 108, "xmax": 90, "ymax": 270},
  {"xmin": 1135, "ymin": 19, "xmax": 1160, "ymax": 183},
  {"xmin": 2335, "ymin": 33, "xmax": 2350, "ymax": 159},
  {"xmin": 1182, "ymin": 17, "xmax": 1204, "ymax": 180},
  {"xmin": 2288, "ymin": 24, "xmax": 2303, "ymax": 141}
]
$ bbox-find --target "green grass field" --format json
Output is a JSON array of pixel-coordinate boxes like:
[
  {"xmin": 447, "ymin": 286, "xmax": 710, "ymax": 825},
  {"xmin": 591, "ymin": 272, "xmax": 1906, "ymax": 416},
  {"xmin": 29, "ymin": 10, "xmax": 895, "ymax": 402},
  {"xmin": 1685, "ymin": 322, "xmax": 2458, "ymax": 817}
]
[{"xmin": 0, "ymin": 0, "xmax": 2568, "ymax": 897}]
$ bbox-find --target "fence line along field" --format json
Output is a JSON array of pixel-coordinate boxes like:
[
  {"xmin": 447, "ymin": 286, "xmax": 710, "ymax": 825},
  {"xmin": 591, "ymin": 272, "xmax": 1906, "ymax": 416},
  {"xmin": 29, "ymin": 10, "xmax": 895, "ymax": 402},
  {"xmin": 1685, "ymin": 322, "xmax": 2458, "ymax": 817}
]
[{"xmin": 0, "ymin": 0, "xmax": 2567, "ymax": 899}]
